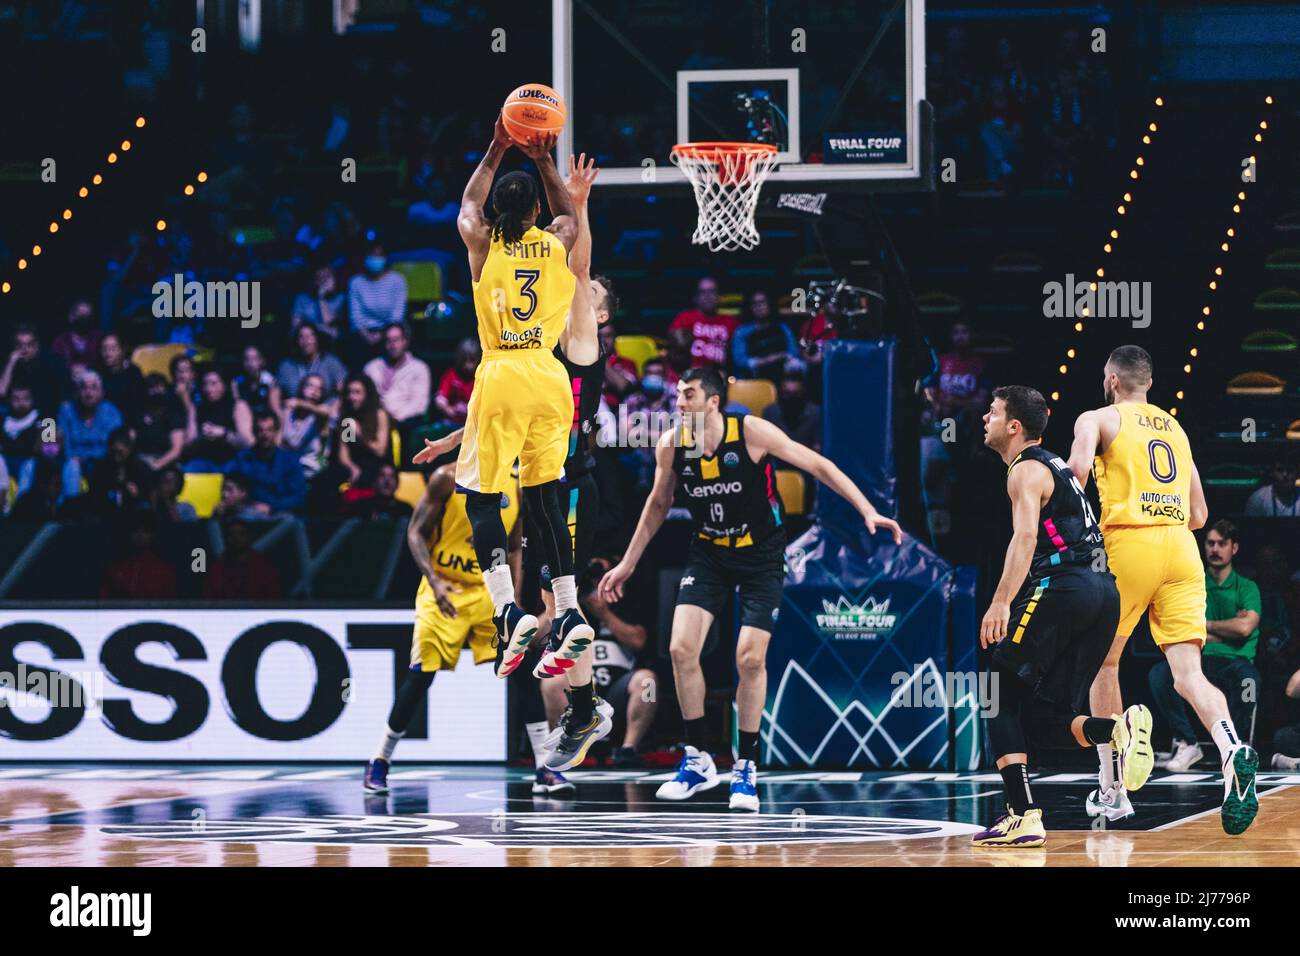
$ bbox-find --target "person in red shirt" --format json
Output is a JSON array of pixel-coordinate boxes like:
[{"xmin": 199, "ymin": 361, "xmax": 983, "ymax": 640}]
[
  {"xmin": 99, "ymin": 515, "xmax": 178, "ymax": 599},
  {"xmin": 598, "ymin": 320, "xmax": 639, "ymax": 407},
  {"xmin": 202, "ymin": 519, "xmax": 284, "ymax": 600},
  {"xmin": 932, "ymin": 319, "xmax": 989, "ymax": 421},
  {"xmin": 667, "ymin": 277, "xmax": 738, "ymax": 370},
  {"xmin": 433, "ymin": 338, "xmax": 480, "ymax": 424}
]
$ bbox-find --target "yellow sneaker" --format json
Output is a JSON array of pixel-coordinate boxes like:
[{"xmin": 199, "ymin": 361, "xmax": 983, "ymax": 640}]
[
  {"xmin": 972, "ymin": 807, "xmax": 1046, "ymax": 848},
  {"xmin": 1112, "ymin": 704, "xmax": 1155, "ymax": 792}
]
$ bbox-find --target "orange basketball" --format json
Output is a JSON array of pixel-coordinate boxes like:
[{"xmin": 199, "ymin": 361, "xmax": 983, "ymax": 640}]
[{"xmin": 501, "ymin": 83, "xmax": 566, "ymax": 145}]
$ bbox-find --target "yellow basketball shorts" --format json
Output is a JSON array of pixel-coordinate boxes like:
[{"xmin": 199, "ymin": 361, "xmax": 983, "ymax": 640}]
[
  {"xmin": 1103, "ymin": 524, "xmax": 1207, "ymax": 647},
  {"xmin": 455, "ymin": 353, "xmax": 572, "ymax": 493},
  {"xmin": 410, "ymin": 579, "xmax": 497, "ymax": 672}
]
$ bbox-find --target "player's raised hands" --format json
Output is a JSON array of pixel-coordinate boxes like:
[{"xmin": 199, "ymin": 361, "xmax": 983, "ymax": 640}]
[
  {"xmin": 565, "ymin": 152, "xmax": 599, "ymax": 203},
  {"xmin": 864, "ymin": 509, "xmax": 904, "ymax": 545},
  {"xmin": 518, "ymin": 131, "xmax": 558, "ymax": 161},
  {"xmin": 492, "ymin": 112, "xmax": 513, "ymax": 150}
]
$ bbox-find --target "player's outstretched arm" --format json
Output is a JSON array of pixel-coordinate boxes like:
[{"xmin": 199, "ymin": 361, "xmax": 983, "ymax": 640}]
[
  {"xmin": 519, "ymin": 132, "xmax": 578, "ymax": 250},
  {"xmin": 458, "ymin": 115, "xmax": 513, "ymax": 261},
  {"xmin": 407, "ymin": 465, "xmax": 458, "ymax": 618},
  {"xmin": 981, "ymin": 462, "xmax": 1048, "ymax": 648},
  {"xmin": 1067, "ymin": 409, "xmax": 1103, "ymax": 485},
  {"xmin": 742, "ymin": 416, "xmax": 903, "ymax": 543},
  {"xmin": 599, "ymin": 431, "xmax": 679, "ymax": 601},
  {"xmin": 412, "ymin": 427, "xmax": 463, "ymax": 465},
  {"xmin": 559, "ymin": 153, "xmax": 601, "ymax": 365}
]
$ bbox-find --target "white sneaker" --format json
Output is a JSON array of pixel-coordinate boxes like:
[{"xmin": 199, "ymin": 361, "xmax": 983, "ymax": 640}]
[
  {"xmin": 1085, "ymin": 784, "xmax": 1134, "ymax": 822},
  {"xmin": 1165, "ymin": 739, "xmax": 1204, "ymax": 773},
  {"xmin": 728, "ymin": 759, "xmax": 760, "ymax": 812},
  {"xmin": 655, "ymin": 746, "xmax": 721, "ymax": 800},
  {"xmin": 1271, "ymin": 753, "xmax": 1300, "ymax": 771}
]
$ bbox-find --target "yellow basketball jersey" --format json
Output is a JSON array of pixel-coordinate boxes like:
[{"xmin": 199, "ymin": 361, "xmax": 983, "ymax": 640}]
[
  {"xmin": 421, "ymin": 485, "xmax": 521, "ymax": 589},
  {"xmin": 472, "ymin": 224, "xmax": 574, "ymax": 356},
  {"xmin": 1094, "ymin": 401, "xmax": 1194, "ymax": 530}
]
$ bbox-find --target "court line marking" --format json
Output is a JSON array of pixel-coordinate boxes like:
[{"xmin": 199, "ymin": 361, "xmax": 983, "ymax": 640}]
[
  {"xmin": 459, "ymin": 786, "xmax": 1005, "ymax": 806},
  {"xmin": 1150, "ymin": 784, "xmax": 1290, "ymax": 832}
]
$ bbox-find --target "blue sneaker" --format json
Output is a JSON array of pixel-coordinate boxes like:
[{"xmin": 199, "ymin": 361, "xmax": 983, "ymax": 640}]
[
  {"xmin": 533, "ymin": 608, "xmax": 595, "ymax": 679},
  {"xmin": 493, "ymin": 602, "xmax": 540, "ymax": 678},
  {"xmin": 532, "ymin": 768, "xmax": 576, "ymax": 795},
  {"xmin": 655, "ymin": 746, "xmax": 721, "ymax": 800},
  {"xmin": 363, "ymin": 758, "xmax": 389, "ymax": 794},
  {"xmin": 729, "ymin": 759, "xmax": 760, "ymax": 812}
]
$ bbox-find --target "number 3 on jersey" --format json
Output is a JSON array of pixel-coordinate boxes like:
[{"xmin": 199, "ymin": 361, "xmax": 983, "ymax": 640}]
[{"xmin": 512, "ymin": 269, "xmax": 540, "ymax": 321}]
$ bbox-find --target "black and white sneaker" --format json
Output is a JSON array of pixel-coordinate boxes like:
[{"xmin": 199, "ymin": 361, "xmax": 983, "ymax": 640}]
[
  {"xmin": 544, "ymin": 705, "xmax": 613, "ymax": 772},
  {"xmin": 493, "ymin": 602, "xmax": 540, "ymax": 679},
  {"xmin": 532, "ymin": 607, "xmax": 594, "ymax": 679}
]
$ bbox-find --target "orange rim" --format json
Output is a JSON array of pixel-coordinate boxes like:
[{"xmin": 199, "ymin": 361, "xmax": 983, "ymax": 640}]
[{"xmin": 671, "ymin": 141, "xmax": 778, "ymax": 162}]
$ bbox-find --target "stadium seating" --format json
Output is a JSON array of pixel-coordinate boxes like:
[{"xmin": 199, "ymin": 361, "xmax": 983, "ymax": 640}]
[
  {"xmin": 776, "ymin": 469, "xmax": 807, "ymax": 515},
  {"xmin": 391, "ymin": 260, "xmax": 443, "ymax": 305},
  {"xmin": 728, "ymin": 377, "xmax": 777, "ymax": 416},
  {"xmin": 614, "ymin": 334, "xmax": 661, "ymax": 376},
  {"xmin": 131, "ymin": 343, "xmax": 190, "ymax": 380},
  {"xmin": 395, "ymin": 471, "xmax": 426, "ymax": 509},
  {"xmin": 178, "ymin": 473, "xmax": 224, "ymax": 519}
]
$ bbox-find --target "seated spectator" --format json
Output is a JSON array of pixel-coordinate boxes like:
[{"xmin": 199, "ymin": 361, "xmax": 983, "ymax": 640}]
[
  {"xmin": 228, "ymin": 411, "xmax": 308, "ymax": 516},
  {"xmin": 51, "ymin": 299, "xmax": 104, "ymax": 377},
  {"xmin": 202, "ymin": 518, "xmax": 283, "ymax": 600},
  {"xmin": 233, "ymin": 345, "xmax": 283, "ymax": 419},
  {"xmin": 2, "ymin": 384, "xmax": 42, "ymax": 496},
  {"xmin": 433, "ymin": 338, "xmax": 479, "ymax": 424},
  {"xmin": 346, "ymin": 462, "xmax": 414, "ymax": 519},
  {"xmin": 348, "ymin": 243, "xmax": 408, "ymax": 358},
  {"xmin": 663, "ymin": 327, "xmax": 694, "ymax": 383},
  {"xmin": 763, "ymin": 361, "xmax": 822, "ymax": 452},
  {"xmin": 57, "ymin": 369, "xmax": 123, "ymax": 498},
  {"xmin": 0, "ymin": 323, "xmax": 68, "ymax": 415},
  {"xmin": 170, "ymin": 354, "xmax": 198, "ymax": 405},
  {"xmin": 290, "ymin": 264, "xmax": 347, "ymax": 344},
  {"xmin": 1149, "ymin": 520, "xmax": 1262, "ymax": 771},
  {"xmin": 87, "ymin": 427, "xmax": 152, "ymax": 514},
  {"xmin": 365, "ymin": 323, "xmax": 430, "ymax": 434},
  {"xmin": 151, "ymin": 465, "xmax": 197, "ymax": 522},
  {"xmin": 979, "ymin": 75, "xmax": 1024, "ymax": 182},
  {"xmin": 9, "ymin": 457, "xmax": 62, "ymax": 522},
  {"xmin": 1273, "ymin": 667, "xmax": 1300, "ymax": 770},
  {"xmin": 668, "ymin": 276, "xmax": 736, "ymax": 369},
  {"xmin": 99, "ymin": 333, "xmax": 145, "ymax": 421},
  {"xmin": 212, "ymin": 471, "xmax": 261, "ymax": 522},
  {"xmin": 281, "ymin": 374, "xmax": 332, "ymax": 478},
  {"xmin": 99, "ymin": 514, "xmax": 177, "ymax": 600},
  {"xmin": 335, "ymin": 375, "xmax": 391, "ymax": 488},
  {"xmin": 133, "ymin": 374, "xmax": 189, "ymax": 473},
  {"xmin": 407, "ymin": 174, "xmax": 458, "ymax": 231},
  {"xmin": 1245, "ymin": 457, "xmax": 1300, "ymax": 518},
  {"xmin": 184, "ymin": 368, "xmax": 253, "ymax": 472},
  {"xmin": 277, "ymin": 323, "xmax": 347, "ymax": 401},
  {"xmin": 731, "ymin": 290, "xmax": 797, "ymax": 380},
  {"xmin": 598, "ymin": 320, "xmax": 639, "ymax": 408}
]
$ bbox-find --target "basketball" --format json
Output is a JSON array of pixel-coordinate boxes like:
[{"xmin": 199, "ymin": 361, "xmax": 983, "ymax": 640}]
[{"xmin": 501, "ymin": 82, "xmax": 566, "ymax": 145}]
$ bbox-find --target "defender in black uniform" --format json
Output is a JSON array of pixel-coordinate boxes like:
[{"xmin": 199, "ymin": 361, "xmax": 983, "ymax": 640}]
[
  {"xmin": 599, "ymin": 367, "xmax": 902, "ymax": 812},
  {"xmin": 973, "ymin": 385, "xmax": 1153, "ymax": 848}
]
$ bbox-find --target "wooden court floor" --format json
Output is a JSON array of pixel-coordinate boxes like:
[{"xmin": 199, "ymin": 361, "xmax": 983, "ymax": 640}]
[{"xmin": 0, "ymin": 764, "xmax": 1295, "ymax": 867}]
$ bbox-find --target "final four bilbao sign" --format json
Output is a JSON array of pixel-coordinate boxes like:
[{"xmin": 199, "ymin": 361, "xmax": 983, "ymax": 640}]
[{"xmin": 0, "ymin": 609, "xmax": 505, "ymax": 760}]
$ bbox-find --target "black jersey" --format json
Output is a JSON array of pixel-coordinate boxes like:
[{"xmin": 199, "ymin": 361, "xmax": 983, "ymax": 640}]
[
  {"xmin": 1008, "ymin": 443, "xmax": 1103, "ymax": 577},
  {"xmin": 672, "ymin": 413, "xmax": 784, "ymax": 548},
  {"xmin": 556, "ymin": 342, "xmax": 603, "ymax": 480}
]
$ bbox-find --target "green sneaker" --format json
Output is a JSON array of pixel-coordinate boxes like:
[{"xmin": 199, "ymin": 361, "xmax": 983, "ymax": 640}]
[{"xmin": 1221, "ymin": 745, "xmax": 1259, "ymax": 836}]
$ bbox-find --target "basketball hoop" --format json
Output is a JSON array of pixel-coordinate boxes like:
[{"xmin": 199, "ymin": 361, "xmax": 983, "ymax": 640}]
[{"xmin": 671, "ymin": 142, "xmax": 779, "ymax": 253}]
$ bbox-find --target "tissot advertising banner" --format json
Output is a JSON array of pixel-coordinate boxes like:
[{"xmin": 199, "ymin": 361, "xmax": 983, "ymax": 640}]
[{"xmin": 0, "ymin": 610, "xmax": 504, "ymax": 760}]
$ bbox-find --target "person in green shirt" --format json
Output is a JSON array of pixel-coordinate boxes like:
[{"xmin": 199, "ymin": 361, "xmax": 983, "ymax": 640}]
[{"xmin": 1149, "ymin": 520, "xmax": 1262, "ymax": 771}]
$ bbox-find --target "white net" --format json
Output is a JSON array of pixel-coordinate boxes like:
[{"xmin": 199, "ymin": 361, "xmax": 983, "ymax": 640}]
[{"xmin": 671, "ymin": 143, "xmax": 780, "ymax": 253}]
